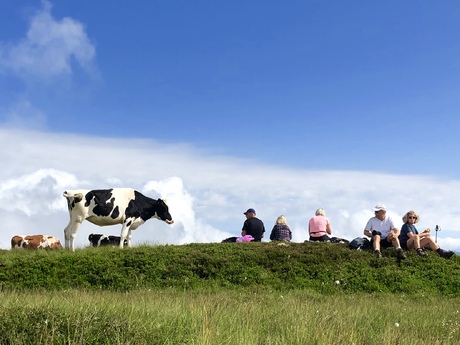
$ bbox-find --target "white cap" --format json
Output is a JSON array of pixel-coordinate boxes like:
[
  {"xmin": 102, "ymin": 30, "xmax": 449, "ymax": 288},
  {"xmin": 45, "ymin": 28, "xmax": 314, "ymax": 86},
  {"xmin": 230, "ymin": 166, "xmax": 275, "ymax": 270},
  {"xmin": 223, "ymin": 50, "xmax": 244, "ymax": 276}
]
[{"xmin": 373, "ymin": 204, "xmax": 387, "ymax": 212}]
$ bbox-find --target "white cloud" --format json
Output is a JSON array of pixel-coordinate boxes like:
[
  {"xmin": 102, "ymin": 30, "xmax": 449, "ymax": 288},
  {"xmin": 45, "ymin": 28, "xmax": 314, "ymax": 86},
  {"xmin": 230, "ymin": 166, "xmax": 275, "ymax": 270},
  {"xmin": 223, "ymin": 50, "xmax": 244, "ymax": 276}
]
[
  {"xmin": 0, "ymin": 168, "xmax": 77, "ymax": 215},
  {"xmin": 0, "ymin": 0, "xmax": 96, "ymax": 79},
  {"xmin": 0, "ymin": 128, "xmax": 460, "ymax": 252},
  {"xmin": 1, "ymin": 99, "xmax": 47, "ymax": 130}
]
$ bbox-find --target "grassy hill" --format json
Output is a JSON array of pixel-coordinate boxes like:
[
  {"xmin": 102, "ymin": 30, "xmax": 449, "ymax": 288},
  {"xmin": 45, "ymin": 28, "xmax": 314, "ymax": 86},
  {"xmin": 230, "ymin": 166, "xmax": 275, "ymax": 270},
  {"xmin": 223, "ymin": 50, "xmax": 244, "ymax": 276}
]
[{"xmin": 1, "ymin": 241, "xmax": 459, "ymax": 295}]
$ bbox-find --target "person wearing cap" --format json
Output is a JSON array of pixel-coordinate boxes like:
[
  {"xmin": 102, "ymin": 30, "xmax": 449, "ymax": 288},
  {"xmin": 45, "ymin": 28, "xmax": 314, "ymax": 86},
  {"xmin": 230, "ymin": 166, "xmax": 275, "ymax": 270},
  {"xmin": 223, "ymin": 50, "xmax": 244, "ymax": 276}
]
[
  {"xmin": 364, "ymin": 204, "xmax": 406, "ymax": 259},
  {"xmin": 308, "ymin": 208, "xmax": 332, "ymax": 242},
  {"xmin": 399, "ymin": 210, "xmax": 455, "ymax": 259},
  {"xmin": 241, "ymin": 208, "xmax": 265, "ymax": 242}
]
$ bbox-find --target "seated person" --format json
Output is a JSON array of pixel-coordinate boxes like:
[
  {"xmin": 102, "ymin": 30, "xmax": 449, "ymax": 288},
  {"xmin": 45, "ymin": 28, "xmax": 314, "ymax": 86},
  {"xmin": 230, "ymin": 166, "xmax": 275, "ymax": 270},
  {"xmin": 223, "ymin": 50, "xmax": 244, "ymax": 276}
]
[
  {"xmin": 399, "ymin": 210, "xmax": 454, "ymax": 259},
  {"xmin": 241, "ymin": 208, "xmax": 265, "ymax": 242},
  {"xmin": 308, "ymin": 208, "xmax": 332, "ymax": 242},
  {"xmin": 364, "ymin": 204, "xmax": 406, "ymax": 260},
  {"xmin": 270, "ymin": 215, "xmax": 292, "ymax": 242}
]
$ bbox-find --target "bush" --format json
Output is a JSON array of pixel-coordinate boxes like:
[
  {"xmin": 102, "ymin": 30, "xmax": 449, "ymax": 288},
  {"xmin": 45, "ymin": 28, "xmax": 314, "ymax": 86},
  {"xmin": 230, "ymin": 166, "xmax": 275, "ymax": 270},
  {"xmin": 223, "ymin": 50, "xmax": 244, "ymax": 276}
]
[{"xmin": 0, "ymin": 242, "xmax": 458, "ymax": 295}]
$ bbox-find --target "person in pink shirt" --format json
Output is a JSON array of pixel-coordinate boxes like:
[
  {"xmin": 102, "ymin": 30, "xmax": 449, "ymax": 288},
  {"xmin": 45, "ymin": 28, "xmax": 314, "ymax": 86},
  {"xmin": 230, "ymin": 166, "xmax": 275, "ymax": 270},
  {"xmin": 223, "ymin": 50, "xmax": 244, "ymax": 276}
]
[{"xmin": 308, "ymin": 208, "xmax": 332, "ymax": 242}]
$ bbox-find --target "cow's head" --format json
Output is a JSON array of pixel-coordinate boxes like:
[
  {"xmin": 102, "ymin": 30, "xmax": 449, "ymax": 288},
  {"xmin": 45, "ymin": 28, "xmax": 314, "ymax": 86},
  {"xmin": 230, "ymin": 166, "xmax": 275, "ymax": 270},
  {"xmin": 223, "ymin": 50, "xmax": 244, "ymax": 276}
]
[{"xmin": 154, "ymin": 199, "xmax": 174, "ymax": 224}]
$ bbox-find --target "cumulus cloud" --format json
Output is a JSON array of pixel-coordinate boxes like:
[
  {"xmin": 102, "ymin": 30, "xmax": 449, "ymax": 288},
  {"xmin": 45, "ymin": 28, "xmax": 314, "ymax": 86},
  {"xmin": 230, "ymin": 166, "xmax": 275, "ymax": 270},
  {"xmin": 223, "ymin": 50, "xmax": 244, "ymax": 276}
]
[
  {"xmin": 0, "ymin": 0, "xmax": 96, "ymax": 79},
  {"xmin": 0, "ymin": 168, "xmax": 77, "ymax": 216},
  {"xmin": 0, "ymin": 128, "xmax": 460, "ymax": 252}
]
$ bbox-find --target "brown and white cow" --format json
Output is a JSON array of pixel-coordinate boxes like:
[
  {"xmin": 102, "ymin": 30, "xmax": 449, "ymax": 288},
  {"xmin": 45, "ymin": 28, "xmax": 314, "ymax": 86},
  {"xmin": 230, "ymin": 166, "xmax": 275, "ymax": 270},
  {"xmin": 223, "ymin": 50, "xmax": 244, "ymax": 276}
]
[
  {"xmin": 11, "ymin": 235, "xmax": 63, "ymax": 249},
  {"xmin": 63, "ymin": 188, "xmax": 174, "ymax": 251}
]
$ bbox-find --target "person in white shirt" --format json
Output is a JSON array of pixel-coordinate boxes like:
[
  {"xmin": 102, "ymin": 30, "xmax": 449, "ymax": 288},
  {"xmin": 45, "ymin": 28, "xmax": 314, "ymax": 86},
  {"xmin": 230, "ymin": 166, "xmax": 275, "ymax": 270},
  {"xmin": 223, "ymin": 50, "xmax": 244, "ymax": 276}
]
[{"xmin": 364, "ymin": 204, "xmax": 406, "ymax": 260}]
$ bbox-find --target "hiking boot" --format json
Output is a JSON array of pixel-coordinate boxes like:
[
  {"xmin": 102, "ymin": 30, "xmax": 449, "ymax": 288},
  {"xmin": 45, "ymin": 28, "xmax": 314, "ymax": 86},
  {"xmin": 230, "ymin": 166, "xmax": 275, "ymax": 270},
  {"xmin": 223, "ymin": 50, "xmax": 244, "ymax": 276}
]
[
  {"xmin": 416, "ymin": 248, "xmax": 427, "ymax": 257},
  {"xmin": 396, "ymin": 248, "xmax": 407, "ymax": 260},
  {"xmin": 441, "ymin": 250, "xmax": 455, "ymax": 259},
  {"xmin": 374, "ymin": 250, "xmax": 382, "ymax": 258}
]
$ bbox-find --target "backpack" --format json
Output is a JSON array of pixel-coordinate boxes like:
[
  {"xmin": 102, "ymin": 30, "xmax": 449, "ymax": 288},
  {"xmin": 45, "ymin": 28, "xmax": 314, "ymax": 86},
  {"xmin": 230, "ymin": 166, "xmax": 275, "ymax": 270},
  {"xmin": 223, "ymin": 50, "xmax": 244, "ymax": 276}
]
[
  {"xmin": 222, "ymin": 237, "xmax": 237, "ymax": 243},
  {"xmin": 349, "ymin": 237, "xmax": 371, "ymax": 250}
]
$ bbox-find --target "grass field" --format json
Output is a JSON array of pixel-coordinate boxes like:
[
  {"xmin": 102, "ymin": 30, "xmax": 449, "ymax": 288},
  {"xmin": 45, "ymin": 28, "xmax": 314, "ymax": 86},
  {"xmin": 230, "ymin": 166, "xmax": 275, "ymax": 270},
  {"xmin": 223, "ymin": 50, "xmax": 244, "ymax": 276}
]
[
  {"xmin": 0, "ymin": 242, "xmax": 459, "ymax": 344},
  {"xmin": 1, "ymin": 289, "xmax": 459, "ymax": 344}
]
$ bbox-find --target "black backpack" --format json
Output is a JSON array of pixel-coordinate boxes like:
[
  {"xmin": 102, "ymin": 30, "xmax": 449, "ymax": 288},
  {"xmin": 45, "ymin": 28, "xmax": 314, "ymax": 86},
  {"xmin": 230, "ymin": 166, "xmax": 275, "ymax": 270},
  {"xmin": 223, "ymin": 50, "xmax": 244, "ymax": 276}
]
[{"xmin": 349, "ymin": 237, "xmax": 371, "ymax": 250}]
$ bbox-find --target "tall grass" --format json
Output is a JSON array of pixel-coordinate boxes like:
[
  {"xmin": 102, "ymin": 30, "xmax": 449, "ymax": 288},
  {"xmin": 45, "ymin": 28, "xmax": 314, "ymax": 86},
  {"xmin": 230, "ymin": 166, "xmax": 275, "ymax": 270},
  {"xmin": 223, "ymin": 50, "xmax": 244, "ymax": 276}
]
[{"xmin": 0, "ymin": 289, "xmax": 459, "ymax": 344}]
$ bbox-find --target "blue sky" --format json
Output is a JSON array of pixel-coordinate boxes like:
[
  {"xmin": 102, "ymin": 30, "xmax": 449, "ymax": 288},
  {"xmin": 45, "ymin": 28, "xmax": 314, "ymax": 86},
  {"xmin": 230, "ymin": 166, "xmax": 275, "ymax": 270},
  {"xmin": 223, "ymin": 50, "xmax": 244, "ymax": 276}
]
[{"xmin": 1, "ymin": 1, "xmax": 460, "ymax": 251}]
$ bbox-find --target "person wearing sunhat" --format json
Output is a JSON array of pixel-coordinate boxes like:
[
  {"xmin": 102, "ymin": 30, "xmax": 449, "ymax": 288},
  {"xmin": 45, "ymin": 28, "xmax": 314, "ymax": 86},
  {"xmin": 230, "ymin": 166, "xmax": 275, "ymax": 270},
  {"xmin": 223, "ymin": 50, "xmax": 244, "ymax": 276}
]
[
  {"xmin": 241, "ymin": 208, "xmax": 265, "ymax": 242},
  {"xmin": 363, "ymin": 204, "xmax": 406, "ymax": 260},
  {"xmin": 399, "ymin": 210, "xmax": 455, "ymax": 259}
]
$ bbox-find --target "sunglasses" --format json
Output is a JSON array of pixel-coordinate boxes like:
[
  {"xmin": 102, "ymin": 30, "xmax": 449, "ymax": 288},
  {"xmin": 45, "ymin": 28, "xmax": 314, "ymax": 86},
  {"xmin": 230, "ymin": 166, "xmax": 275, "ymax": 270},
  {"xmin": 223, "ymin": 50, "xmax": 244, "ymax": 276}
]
[{"xmin": 408, "ymin": 216, "xmax": 417, "ymax": 219}]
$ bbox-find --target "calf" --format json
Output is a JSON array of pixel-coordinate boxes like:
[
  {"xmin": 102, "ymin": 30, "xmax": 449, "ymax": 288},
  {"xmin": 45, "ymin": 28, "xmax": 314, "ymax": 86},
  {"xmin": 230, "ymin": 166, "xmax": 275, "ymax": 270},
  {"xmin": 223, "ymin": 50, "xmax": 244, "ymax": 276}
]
[
  {"xmin": 11, "ymin": 235, "xmax": 63, "ymax": 249},
  {"xmin": 63, "ymin": 188, "xmax": 174, "ymax": 251},
  {"xmin": 89, "ymin": 234, "xmax": 128, "ymax": 247}
]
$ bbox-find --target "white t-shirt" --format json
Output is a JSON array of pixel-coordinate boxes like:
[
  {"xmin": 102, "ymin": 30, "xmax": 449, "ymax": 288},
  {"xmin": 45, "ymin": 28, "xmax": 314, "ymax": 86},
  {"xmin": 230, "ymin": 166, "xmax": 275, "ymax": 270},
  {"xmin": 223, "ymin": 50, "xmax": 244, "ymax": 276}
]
[{"xmin": 364, "ymin": 216, "xmax": 395, "ymax": 239}]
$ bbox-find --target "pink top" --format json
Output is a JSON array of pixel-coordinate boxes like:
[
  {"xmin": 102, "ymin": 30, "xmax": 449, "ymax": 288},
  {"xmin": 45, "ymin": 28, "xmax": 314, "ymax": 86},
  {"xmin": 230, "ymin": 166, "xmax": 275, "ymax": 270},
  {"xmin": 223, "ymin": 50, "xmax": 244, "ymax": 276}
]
[{"xmin": 309, "ymin": 216, "xmax": 330, "ymax": 237}]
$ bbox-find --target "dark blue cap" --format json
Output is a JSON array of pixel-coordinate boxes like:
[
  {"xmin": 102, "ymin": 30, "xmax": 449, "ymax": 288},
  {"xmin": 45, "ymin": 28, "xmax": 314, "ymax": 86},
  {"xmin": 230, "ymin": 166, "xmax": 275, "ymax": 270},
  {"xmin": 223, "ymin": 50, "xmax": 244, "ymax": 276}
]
[{"xmin": 244, "ymin": 208, "xmax": 256, "ymax": 215}]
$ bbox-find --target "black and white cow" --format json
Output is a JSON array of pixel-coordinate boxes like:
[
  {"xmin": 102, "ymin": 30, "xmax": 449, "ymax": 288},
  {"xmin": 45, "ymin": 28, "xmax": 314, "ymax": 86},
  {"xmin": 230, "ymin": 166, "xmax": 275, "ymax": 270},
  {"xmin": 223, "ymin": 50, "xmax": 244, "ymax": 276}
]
[
  {"xmin": 88, "ymin": 234, "xmax": 128, "ymax": 247},
  {"xmin": 63, "ymin": 188, "xmax": 174, "ymax": 251}
]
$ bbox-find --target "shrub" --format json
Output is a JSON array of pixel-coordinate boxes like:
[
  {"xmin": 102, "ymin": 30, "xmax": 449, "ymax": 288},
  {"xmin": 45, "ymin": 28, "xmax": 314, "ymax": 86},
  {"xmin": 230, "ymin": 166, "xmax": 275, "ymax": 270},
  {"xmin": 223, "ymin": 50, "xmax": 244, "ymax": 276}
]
[{"xmin": 0, "ymin": 242, "xmax": 458, "ymax": 295}]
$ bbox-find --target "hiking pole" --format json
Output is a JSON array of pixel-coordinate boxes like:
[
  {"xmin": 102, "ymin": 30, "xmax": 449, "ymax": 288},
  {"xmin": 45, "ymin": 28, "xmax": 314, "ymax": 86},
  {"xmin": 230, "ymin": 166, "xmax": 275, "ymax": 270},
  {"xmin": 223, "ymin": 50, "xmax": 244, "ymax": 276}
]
[{"xmin": 435, "ymin": 225, "xmax": 441, "ymax": 243}]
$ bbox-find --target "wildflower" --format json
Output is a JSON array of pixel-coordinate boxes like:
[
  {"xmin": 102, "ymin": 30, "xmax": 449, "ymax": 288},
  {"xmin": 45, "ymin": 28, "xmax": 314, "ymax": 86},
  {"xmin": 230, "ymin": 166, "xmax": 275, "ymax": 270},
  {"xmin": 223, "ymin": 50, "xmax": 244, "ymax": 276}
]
[{"xmin": 395, "ymin": 323, "xmax": 400, "ymax": 327}]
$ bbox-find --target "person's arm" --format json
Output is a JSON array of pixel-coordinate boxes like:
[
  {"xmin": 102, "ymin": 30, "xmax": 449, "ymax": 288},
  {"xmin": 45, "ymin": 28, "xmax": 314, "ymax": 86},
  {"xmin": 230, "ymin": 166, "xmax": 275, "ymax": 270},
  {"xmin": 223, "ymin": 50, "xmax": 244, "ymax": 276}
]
[
  {"xmin": 387, "ymin": 228, "xmax": 399, "ymax": 241},
  {"xmin": 364, "ymin": 218, "xmax": 372, "ymax": 238},
  {"xmin": 269, "ymin": 226, "xmax": 275, "ymax": 240},
  {"xmin": 364, "ymin": 219, "xmax": 372, "ymax": 237},
  {"xmin": 407, "ymin": 229, "xmax": 430, "ymax": 239},
  {"xmin": 420, "ymin": 229, "xmax": 431, "ymax": 239},
  {"xmin": 326, "ymin": 220, "xmax": 332, "ymax": 235},
  {"xmin": 406, "ymin": 229, "xmax": 415, "ymax": 238}
]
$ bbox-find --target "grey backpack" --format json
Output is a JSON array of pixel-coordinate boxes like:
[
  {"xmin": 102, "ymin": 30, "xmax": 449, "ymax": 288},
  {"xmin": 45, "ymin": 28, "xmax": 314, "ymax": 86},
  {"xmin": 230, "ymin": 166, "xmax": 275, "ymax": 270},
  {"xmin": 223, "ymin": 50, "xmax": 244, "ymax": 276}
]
[{"xmin": 349, "ymin": 237, "xmax": 371, "ymax": 250}]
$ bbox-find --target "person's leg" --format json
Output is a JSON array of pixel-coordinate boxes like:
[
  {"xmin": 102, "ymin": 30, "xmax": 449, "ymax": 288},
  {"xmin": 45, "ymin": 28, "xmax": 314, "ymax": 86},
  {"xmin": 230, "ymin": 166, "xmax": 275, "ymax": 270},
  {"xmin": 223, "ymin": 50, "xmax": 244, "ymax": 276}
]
[
  {"xmin": 373, "ymin": 235, "xmax": 381, "ymax": 251},
  {"xmin": 420, "ymin": 237, "xmax": 439, "ymax": 251},
  {"xmin": 406, "ymin": 236, "xmax": 420, "ymax": 250},
  {"xmin": 389, "ymin": 237, "xmax": 406, "ymax": 260},
  {"xmin": 421, "ymin": 237, "xmax": 454, "ymax": 258},
  {"xmin": 390, "ymin": 236, "xmax": 402, "ymax": 249},
  {"xmin": 373, "ymin": 235, "xmax": 382, "ymax": 257},
  {"xmin": 407, "ymin": 237, "xmax": 426, "ymax": 256}
]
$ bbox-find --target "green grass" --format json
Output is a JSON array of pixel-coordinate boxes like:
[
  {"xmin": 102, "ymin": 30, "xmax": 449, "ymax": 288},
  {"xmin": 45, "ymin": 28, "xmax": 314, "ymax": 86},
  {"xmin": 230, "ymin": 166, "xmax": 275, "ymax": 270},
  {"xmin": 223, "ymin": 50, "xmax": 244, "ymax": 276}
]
[
  {"xmin": 0, "ymin": 242, "xmax": 459, "ymax": 344},
  {"xmin": 0, "ymin": 289, "xmax": 459, "ymax": 344},
  {"xmin": 0, "ymin": 242, "xmax": 458, "ymax": 294}
]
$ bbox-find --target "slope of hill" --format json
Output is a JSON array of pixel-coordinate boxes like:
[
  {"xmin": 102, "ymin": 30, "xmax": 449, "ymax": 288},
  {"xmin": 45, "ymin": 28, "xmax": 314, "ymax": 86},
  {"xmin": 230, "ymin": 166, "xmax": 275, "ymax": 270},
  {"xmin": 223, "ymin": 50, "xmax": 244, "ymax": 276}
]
[{"xmin": 0, "ymin": 242, "xmax": 458, "ymax": 295}]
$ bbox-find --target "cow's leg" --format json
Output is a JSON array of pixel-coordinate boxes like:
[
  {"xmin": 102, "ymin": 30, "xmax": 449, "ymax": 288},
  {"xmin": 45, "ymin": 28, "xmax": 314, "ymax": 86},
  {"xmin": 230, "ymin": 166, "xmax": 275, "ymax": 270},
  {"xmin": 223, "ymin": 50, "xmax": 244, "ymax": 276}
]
[
  {"xmin": 119, "ymin": 224, "xmax": 130, "ymax": 248},
  {"xmin": 64, "ymin": 221, "xmax": 72, "ymax": 249},
  {"xmin": 64, "ymin": 220, "xmax": 82, "ymax": 252},
  {"xmin": 126, "ymin": 229, "xmax": 132, "ymax": 247}
]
